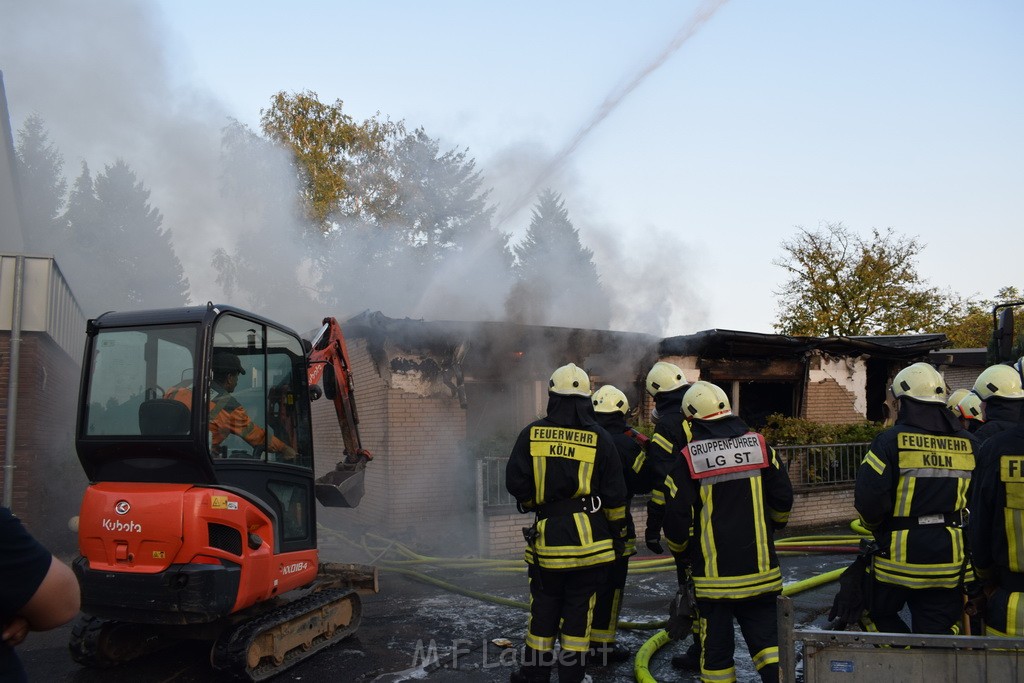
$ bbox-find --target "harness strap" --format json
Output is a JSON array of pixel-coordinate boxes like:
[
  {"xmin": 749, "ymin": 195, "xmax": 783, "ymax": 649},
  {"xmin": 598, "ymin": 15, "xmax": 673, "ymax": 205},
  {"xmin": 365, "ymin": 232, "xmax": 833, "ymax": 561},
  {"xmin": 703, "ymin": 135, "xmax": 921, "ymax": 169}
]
[
  {"xmin": 885, "ymin": 511, "xmax": 964, "ymax": 530},
  {"xmin": 536, "ymin": 495, "xmax": 602, "ymax": 520}
]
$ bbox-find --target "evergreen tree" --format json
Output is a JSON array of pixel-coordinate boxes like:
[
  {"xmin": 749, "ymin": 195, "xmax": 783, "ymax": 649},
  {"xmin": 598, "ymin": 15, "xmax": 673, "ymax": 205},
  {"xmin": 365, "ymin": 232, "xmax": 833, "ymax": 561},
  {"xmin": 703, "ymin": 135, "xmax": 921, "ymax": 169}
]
[
  {"xmin": 316, "ymin": 128, "xmax": 513, "ymax": 321},
  {"xmin": 14, "ymin": 114, "xmax": 67, "ymax": 254},
  {"xmin": 507, "ymin": 189, "xmax": 609, "ymax": 329},
  {"xmin": 62, "ymin": 160, "xmax": 189, "ymax": 315},
  {"xmin": 213, "ymin": 119, "xmax": 317, "ymax": 325}
]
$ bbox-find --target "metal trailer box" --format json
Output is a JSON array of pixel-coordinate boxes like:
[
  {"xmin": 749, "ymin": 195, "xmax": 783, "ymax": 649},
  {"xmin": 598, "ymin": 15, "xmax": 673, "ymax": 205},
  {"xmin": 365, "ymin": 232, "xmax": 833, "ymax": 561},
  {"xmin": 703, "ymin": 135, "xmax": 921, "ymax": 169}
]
[{"xmin": 778, "ymin": 596, "xmax": 1024, "ymax": 682}]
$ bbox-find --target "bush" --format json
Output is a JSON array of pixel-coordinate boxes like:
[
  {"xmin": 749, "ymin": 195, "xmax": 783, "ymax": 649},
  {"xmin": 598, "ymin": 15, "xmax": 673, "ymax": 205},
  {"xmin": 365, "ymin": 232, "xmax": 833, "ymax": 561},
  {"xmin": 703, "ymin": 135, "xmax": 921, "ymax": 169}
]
[{"xmin": 760, "ymin": 413, "xmax": 886, "ymax": 446}]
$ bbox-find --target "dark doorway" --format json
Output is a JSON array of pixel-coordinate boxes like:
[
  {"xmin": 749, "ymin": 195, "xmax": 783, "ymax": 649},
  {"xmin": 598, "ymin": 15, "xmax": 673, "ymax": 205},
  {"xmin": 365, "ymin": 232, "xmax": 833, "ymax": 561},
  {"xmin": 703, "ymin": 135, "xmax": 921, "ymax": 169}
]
[{"xmin": 739, "ymin": 382, "xmax": 796, "ymax": 429}]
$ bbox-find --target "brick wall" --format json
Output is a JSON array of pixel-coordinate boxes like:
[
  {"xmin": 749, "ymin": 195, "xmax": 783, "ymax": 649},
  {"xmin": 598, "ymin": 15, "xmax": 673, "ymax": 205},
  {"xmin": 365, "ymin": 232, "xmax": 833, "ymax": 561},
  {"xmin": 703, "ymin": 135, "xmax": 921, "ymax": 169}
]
[
  {"xmin": 944, "ymin": 367, "xmax": 983, "ymax": 393},
  {"xmin": 314, "ymin": 338, "xmax": 389, "ymax": 534},
  {"xmin": 803, "ymin": 377, "xmax": 863, "ymax": 424},
  {"xmin": 313, "ymin": 339, "xmax": 472, "ymax": 548},
  {"xmin": 0, "ymin": 332, "xmax": 85, "ymax": 553},
  {"xmin": 788, "ymin": 486, "xmax": 856, "ymax": 528}
]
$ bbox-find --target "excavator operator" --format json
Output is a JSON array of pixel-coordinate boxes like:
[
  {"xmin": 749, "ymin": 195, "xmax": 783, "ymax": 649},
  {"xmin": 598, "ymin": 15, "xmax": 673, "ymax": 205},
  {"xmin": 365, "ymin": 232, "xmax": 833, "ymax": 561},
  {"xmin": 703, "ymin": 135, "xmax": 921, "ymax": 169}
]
[{"xmin": 165, "ymin": 350, "xmax": 297, "ymax": 461}]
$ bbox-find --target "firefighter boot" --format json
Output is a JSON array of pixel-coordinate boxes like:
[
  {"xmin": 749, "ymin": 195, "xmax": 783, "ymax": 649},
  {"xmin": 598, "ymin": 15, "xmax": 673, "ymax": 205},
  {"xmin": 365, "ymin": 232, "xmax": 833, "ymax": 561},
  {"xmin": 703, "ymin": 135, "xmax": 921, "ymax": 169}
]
[
  {"xmin": 588, "ymin": 641, "xmax": 631, "ymax": 664},
  {"xmin": 670, "ymin": 639, "xmax": 701, "ymax": 671}
]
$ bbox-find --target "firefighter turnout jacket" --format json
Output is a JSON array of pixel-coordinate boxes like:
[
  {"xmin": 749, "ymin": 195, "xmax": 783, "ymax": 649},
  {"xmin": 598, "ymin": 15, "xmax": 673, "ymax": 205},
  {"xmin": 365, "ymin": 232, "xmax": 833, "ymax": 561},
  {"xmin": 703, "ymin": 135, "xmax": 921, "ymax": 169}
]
[
  {"xmin": 506, "ymin": 414, "xmax": 628, "ymax": 570},
  {"xmin": 855, "ymin": 417, "xmax": 977, "ymax": 591},
  {"xmin": 594, "ymin": 410, "xmax": 649, "ymax": 555},
  {"xmin": 968, "ymin": 422, "xmax": 1024, "ymax": 636},
  {"xmin": 635, "ymin": 390, "xmax": 691, "ymax": 546},
  {"xmin": 662, "ymin": 415, "xmax": 793, "ymax": 600},
  {"xmin": 973, "ymin": 398, "xmax": 1024, "ymax": 444}
]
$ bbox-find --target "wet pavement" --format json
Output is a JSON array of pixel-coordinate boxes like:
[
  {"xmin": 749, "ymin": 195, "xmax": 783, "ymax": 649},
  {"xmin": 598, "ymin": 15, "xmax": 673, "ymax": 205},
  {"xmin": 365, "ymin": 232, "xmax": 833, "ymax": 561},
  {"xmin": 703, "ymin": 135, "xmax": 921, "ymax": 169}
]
[{"xmin": 17, "ymin": 524, "xmax": 851, "ymax": 682}]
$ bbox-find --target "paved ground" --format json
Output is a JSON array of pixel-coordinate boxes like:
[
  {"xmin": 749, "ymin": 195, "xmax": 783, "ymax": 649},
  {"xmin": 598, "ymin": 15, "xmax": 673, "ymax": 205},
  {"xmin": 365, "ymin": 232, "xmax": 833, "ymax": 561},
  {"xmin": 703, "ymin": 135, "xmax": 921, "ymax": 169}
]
[{"xmin": 16, "ymin": 524, "xmax": 852, "ymax": 682}]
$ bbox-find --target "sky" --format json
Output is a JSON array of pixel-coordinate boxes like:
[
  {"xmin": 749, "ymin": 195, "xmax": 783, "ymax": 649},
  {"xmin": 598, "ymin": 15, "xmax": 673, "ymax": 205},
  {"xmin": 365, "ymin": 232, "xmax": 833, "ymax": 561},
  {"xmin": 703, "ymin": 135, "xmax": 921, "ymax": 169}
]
[{"xmin": 2, "ymin": 0, "xmax": 1022, "ymax": 336}]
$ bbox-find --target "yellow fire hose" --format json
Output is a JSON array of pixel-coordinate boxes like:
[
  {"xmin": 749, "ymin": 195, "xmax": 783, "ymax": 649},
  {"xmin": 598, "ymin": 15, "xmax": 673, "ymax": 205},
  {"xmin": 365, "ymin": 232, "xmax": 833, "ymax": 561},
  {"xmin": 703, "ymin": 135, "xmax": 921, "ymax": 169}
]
[{"xmin": 319, "ymin": 525, "xmax": 861, "ymax": 670}]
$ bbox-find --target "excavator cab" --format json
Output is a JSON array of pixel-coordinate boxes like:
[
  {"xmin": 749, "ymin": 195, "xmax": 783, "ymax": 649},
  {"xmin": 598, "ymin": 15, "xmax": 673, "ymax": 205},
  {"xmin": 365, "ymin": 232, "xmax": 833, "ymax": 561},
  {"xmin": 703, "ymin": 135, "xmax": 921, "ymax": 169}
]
[
  {"xmin": 71, "ymin": 304, "xmax": 375, "ymax": 678},
  {"xmin": 77, "ymin": 304, "xmax": 317, "ymax": 553}
]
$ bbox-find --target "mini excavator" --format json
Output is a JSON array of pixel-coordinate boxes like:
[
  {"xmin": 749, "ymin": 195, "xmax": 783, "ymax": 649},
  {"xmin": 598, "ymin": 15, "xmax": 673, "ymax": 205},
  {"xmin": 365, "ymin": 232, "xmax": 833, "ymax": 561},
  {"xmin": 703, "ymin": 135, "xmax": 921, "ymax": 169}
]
[{"xmin": 69, "ymin": 303, "xmax": 377, "ymax": 680}]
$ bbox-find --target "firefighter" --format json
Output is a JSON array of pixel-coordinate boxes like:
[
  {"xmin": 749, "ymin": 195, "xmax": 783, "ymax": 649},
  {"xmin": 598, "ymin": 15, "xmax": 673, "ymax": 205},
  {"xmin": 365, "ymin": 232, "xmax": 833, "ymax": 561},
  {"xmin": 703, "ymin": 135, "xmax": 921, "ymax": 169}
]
[
  {"xmin": 661, "ymin": 380, "xmax": 793, "ymax": 683},
  {"xmin": 633, "ymin": 361, "xmax": 704, "ymax": 670},
  {"xmin": 854, "ymin": 362, "xmax": 977, "ymax": 635},
  {"xmin": 946, "ymin": 388, "xmax": 971, "ymax": 421},
  {"xmin": 166, "ymin": 350, "xmax": 297, "ymax": 460},
  {"xmin": 587, "ymin": 384, "xmax": 646, "ymax": 664},
  {"xmin": 637, "ymin": 361, "xmax": 689, "ymax": 555},
  {"xmin": 970, "ymin": 363, "xmax": 1024, "ymax": 444},
  {"xmin": 967, "ymin": 403, "xmax": 1024, "ymax": 638},
  {"xmin": 956, "ymin": 392, "xmax": 985, "ymax": 433},
  {"xmin": 505, "ymin": 364, "xmax": 628, "ymax": 683}
]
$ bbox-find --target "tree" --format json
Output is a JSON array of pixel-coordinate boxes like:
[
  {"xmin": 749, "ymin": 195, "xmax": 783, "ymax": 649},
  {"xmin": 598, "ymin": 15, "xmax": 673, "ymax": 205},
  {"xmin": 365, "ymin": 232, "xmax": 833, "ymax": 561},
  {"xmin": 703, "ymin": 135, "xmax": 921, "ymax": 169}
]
[
  {"xmin": 937, "ymin": 287, "xmax": 1023, "ymax": 349},
  {"xmin": 315, "ymin": 128, "xmax": 513, "ymax": 321},
  {"xmin": 772, "ymin": 222, "xmax": 960, "ymax": 337},
  {"xmin": 259, "ymin": 91, "xmax": 399, "ymax": 230},
  {"xmin": 15, "ymin": 114, "xmax": 67, "ymax": 254},
  {"xmin": 62, "ymin": 160, "xmax": 189, "ymax": 315},
  {"xmin": 213, "ymin": 119, "xmax": 321, "ymax": 326},
  {"xmin": 507, "ymin": 189, "xmax": 609, "ymax": 329}
]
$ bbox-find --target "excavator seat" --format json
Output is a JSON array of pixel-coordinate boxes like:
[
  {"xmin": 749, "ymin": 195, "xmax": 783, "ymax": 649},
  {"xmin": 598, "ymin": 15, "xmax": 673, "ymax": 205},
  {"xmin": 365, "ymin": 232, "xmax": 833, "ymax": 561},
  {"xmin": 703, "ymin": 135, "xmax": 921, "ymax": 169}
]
[{"xmin": 139, "ymin": 399, "xmax": 190, "ymax": 436}]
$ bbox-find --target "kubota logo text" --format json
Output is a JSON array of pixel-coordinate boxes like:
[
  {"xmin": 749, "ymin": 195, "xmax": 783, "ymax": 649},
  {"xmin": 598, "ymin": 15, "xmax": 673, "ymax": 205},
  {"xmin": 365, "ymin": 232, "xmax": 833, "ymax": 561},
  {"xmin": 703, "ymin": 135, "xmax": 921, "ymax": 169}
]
[
  {"xmin": 102, "ymin": 518, "xmax": 142, "ymax": 533},
  {"xmin": 281, "ymin": 562, "xmax": 309, "ymax": 575}
]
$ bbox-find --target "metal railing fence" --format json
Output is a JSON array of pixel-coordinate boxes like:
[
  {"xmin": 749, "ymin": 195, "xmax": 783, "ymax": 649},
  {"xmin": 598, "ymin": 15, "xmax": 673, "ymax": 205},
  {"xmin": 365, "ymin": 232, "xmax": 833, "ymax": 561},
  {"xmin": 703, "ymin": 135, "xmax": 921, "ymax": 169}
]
[{"xmin": 478, "ymin": 442, "xmax": 870, "ymax": 507}]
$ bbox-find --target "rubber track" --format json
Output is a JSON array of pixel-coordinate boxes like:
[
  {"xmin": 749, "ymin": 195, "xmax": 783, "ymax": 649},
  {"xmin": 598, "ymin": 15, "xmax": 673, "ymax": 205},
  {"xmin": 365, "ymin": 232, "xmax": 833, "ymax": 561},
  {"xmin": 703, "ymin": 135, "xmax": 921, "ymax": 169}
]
[{"xmin": 210, "ymin": 587, "xmax": 361, "ymax": 681}]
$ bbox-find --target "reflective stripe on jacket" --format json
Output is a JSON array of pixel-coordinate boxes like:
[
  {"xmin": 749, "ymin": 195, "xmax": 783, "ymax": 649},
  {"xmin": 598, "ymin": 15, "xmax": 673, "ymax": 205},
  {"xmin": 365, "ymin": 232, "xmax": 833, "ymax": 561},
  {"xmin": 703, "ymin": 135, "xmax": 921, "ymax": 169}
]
[
  {"xmin": 663, "ymin": 416, "xmax": 793, "ymax": 600},
  {"xmin": 855, "ymin": 425, "xmax": 976, "ymax": 590},
  {"xmin": 506, "ymin": 419, "xmax": 627, "ymax": 570}
]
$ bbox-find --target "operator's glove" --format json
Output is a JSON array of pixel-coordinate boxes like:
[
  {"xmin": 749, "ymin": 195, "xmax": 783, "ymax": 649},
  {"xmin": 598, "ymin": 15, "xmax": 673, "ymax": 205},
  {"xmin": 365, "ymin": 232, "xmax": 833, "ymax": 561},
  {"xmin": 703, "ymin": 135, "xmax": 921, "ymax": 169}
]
[
  {"xmin": 828, "ymin": 554, "xmax": 869, "ymax": 628},
  {"xmin": 666, "ymin": 582, "xmax": 698, "ymax": 640}
]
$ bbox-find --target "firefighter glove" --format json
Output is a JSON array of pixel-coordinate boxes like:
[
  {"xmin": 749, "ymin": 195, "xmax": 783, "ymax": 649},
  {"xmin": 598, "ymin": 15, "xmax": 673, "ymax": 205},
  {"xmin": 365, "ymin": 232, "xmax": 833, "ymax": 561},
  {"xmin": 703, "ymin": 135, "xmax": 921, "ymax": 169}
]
[
  {"xmin": 645, "ymin": 531, "xmax": 664, "ymax": 555},
  {"xmin": 666, "ymin": 585, "xmax": 698, "ymax": 640},
  {"xmin": 645, "ymin": 499, "xmax": 665, "ymax": 554},
  {"xmin": 610, "ymin": 520, "xmax": 627, "ymax": 557},
  {"xmin": 828, "ymin": 554, "xmax": 869, "ymax": 628},
  {"xmin": 963, "ymin": 580, "xmax": 993, "ymax": 618}
]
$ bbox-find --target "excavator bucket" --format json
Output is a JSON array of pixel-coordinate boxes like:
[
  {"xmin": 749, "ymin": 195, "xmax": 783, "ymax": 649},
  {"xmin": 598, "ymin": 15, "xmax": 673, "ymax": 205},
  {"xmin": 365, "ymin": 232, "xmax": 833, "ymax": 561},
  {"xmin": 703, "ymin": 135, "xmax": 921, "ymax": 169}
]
[{"xmin": 315, "ymin": 461, "xmax": 366, "ymax": 508}]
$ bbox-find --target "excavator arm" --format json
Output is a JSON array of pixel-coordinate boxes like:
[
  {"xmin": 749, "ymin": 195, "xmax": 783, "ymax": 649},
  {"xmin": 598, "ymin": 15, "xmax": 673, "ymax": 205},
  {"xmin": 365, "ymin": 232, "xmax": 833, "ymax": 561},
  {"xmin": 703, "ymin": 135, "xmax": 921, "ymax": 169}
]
[{"xmin": 307, "ymin": 317, "xmax": 373, "ymax": 508}]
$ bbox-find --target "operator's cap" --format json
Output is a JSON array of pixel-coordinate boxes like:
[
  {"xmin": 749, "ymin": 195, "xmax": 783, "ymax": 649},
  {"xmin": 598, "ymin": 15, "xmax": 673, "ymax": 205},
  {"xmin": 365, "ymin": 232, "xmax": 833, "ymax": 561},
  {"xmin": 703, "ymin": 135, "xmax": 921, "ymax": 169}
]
[{"xmin": 213, "ymin": 350, "xmax": 246, "ymax": 375}]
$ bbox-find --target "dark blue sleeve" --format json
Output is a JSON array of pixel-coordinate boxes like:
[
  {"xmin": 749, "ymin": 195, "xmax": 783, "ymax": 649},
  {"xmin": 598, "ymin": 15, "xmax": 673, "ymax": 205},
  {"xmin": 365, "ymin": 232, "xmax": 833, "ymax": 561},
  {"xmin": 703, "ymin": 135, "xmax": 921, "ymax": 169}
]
[{"xmin": 0, "ymin": 507, "xmax": 53, "ymax": 616}]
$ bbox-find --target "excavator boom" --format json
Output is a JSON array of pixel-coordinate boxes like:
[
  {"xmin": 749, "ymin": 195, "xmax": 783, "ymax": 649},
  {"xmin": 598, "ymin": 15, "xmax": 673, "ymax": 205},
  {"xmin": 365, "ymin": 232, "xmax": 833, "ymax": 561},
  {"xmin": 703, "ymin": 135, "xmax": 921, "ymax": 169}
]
[{"xmin": 307, "ymin": 317, "xmax": 373, "ymax": 508}]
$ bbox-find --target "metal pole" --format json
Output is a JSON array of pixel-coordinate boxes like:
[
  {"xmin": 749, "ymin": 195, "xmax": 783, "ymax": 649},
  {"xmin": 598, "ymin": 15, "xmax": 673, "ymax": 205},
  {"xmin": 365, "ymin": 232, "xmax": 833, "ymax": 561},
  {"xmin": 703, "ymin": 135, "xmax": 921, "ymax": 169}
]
[
  {"xmin": 476, "ymin": 458, "xmax": 486, "ymax": 557},
  {"xmin": 3, "ymin": 255, "xmax": 24, "ymax": 509},
  {"xmin": 777, "ymin": 595, "xmax": 796, "ymax": 683}
]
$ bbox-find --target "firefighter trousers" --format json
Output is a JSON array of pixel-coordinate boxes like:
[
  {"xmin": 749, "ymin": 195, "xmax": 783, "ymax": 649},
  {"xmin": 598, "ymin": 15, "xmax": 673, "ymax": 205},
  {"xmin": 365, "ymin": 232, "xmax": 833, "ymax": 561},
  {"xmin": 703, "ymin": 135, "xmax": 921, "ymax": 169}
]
[
  {"xmin": 519, "ymin": 563, "xmax": 607, "ymax": 683},
  {"xmin": 866, "ymin": 581, "xmax": 962, "ymax": 634},
  {"xmin": 982, "ymin": 586, "xmax": 1024, "ymax": 637},
  {"xmin": 590, "ymin": 553, "xmax": 629, "ymax": 646},
  {"xmin": 697, "ymin": 592, "xmax": 780, "ymax": 683}
]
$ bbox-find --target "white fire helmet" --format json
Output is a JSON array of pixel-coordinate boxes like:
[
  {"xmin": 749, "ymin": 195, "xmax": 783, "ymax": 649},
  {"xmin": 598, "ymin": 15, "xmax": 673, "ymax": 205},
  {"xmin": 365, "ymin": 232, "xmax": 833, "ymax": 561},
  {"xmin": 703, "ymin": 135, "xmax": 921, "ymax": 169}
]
[
  {"xmin": 890, "ymin": 362, "xmax": 946, "ymax": 404},
  {"xmin": 957, "ymin": 393, "xmax": 985, "ymax": 422},
  {"xmin": 593, "ymin": 385, "xmax": 629, "ymax": 415},
  {"xmin": 946, "ymin": 388, "xmax": 971, "ymax": 415},
  {"xmin": 549, "ymin": 363, "xmax": 591, "ymax": 397},
  {"xmin": 682, "ymin": 381, "xmax": 732, "ymax": 421},
  {"xmin": 645, "ymin": 361, "xmax": 687, "ymax": 397},
  {"xmin": 972, "ymin": 363, "xmax": 1024, "ymax": 401}
]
